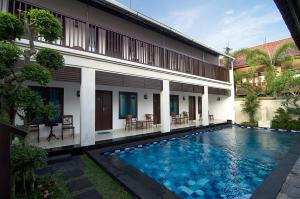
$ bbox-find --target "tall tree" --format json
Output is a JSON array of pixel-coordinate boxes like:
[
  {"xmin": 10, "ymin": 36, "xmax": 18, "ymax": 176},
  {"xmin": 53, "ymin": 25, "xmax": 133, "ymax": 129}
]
[
  {"xmin": 0, "ymin": 10, "xmax": 64, "ymax": 128},
  {"xmin": 242, "ymin": 41, "xmax": 297, "ymax": 93},
  {"xmin": 242, "ymin": 92, "xmax": 260, "ymax": 123},
  {"xmin": 232, "ymin": 49, "xmax": 258, "ymax": 95},
  {"xmin": 270, "ymin": 70, "xmax": 300, "ymax": 116},
  {"xmin": 233, "ymin": 70, "xmax": 243, "ymax": 94}
]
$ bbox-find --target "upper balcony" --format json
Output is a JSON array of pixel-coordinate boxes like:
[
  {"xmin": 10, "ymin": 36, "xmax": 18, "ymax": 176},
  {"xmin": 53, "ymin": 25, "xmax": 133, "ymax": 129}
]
[{"xmin": 8, "ymin": 0, "xmax": 229, "ymax": 82}]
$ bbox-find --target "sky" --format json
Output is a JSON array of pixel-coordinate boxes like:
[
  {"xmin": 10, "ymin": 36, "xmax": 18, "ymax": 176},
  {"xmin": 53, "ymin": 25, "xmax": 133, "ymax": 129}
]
[{"xmin": 116, "ymin": 0, "xmax": 291, "ymax": 52}]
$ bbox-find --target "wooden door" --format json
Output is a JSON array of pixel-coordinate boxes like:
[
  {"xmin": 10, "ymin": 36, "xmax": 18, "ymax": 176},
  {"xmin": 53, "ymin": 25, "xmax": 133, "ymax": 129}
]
[
  {"xmin": 189, "ymin": 96, "xmax": 196, "ymax": 120},
  {"xmin": 198, "ymin": 96, "xmax": 202, "ymax": 114},
  {"xmin": 95, "ymin": 91, "xmax": 112, "ymax": 131},
  {"xmin": 153, "ymin": 94, "xmax": 161, "ymax": 124}
]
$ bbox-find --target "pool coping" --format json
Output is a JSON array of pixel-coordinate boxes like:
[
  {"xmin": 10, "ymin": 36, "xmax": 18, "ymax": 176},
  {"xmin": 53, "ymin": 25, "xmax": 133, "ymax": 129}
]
[
  {"xmin": 235, "ymin": 123, "xmax": 300, "ymax": 133},
  {"xmin": 87, "ymin": 123, "xmax": 231, "ymax": 199}
]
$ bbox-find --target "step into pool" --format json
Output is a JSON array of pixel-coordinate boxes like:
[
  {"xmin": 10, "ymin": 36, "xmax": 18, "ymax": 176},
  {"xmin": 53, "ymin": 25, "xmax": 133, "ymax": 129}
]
[{"xmin": 102, "ymin": 126, "xmax": 300, "ymax": 199}]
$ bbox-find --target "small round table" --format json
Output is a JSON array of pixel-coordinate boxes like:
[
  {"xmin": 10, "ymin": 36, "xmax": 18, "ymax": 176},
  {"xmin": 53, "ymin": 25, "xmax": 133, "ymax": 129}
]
[{"xmin": 45, "ymin": 122, "xmax": 59, "ymax": 141}]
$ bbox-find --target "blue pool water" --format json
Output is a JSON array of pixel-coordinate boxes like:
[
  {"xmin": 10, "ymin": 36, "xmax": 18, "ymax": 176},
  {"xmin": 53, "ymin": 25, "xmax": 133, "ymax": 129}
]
[{"xmin": 102, "ymin": 126, "xmax": 300, "ymax": 199}]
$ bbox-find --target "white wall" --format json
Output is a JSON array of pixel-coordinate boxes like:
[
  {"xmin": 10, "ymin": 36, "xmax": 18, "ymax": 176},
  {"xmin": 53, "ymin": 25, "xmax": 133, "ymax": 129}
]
[
  {"xmin": 15, "ymin": 79, "xmax": 233, "ymax": 138},
  {"xmin": 95, "ymin": 84, "xmax": 202, "ymax": 130},
  {"xmin": 208, "ymin": 94, "xmax": 233, "ymax": 121},
  {"xmin": 235, "ymin": 98, "xmax": 283, "ymax": 124},
  {"xmin": 15, "ymin": 81, "xmax": 81, "ymax": 139}
]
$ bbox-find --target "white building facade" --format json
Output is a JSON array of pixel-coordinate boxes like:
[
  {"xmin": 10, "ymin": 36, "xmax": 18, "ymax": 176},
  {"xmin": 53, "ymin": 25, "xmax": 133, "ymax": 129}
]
[{"xmin": 2, "ymin": 0, "xmax": 235, "ymax": 147}]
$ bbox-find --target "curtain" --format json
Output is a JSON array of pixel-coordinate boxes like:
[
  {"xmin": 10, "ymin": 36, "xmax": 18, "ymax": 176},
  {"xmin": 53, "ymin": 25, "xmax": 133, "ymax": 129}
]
[
  {"xmin": 119, "ymin": 92, "xmax": 137, "ymax": 118},
  {"xmin": 48, "ymin": 88, "xmax": 62, "ymax": 123},
  {"xmin": 170, "ymin": 95, "xmax": 179, "ymax": 115},
  {"xmin": 119, "ymin": 94, "xmax": 127, "ymax": 118},
  {"xmin": 129, "ymin": 94, "xmax": 137, "ymax": 118}
]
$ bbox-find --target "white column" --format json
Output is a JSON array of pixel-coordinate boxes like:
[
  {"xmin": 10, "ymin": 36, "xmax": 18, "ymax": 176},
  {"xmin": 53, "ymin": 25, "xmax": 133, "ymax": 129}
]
[
  {"xmin": 160, "ymin": 80, "xmax": 170, "ymax": 133},
  {"xmin": 202, "ymin": 86, "xmax": 209, "ymax": 126},
  {"xmin": 195, "ymin": 96, "xmax": 200, "ymax": 121},
  {"xmin": 1, "ymin": 0, "xmax": 9, "ymax": 12},
  {"xmin": 229, "ymin": 61, "xmax": 236, "ymax": 123},
  {"xmin": 80, "ymin": 68, "xmax": 95, "ymax": 146}
]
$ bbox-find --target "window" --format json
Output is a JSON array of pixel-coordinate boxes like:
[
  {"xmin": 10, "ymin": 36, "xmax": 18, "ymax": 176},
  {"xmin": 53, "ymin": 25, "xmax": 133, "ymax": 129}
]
[
  {"xmin": 119, "ymin": 92, "xmax": 137, "ymax": 119},
  {"xmin": 30, "ymin": 86, "xmax": 64, "ymax": 124},
  {"xmin": 170, "ymin": 95, "xmax": 179, "ymax": 115}
]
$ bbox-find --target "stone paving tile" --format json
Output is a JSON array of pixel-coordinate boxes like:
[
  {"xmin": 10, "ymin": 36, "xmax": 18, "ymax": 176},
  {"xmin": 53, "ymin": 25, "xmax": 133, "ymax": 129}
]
[
  {"xmin": 277, "ymin": 192, "xmax": 292, "ymax": 199},
  {"xmin": 67, "ymin": 177, "xmax": 93, "ymax": 192},
  {"xmin": 277, "ymin": 156, "xmax": 300, "ymax": 199},
  {"xmin": 63, "ymin": 168, "xmax": 84, "ymax": 180},
  {"xmin": 51, "ymin": 159, "xmax": 84, "ymax": 172},
  {"xmin": 37, "ymin": 155, "xmax": 102, "ymax": 198},
  {"xmin": 35, "ymin": 166, "xmax": 54, "ymax": 176},
  {"xmin": 72, "ymin": 189, "xmax": 103, "ymax": 199}
]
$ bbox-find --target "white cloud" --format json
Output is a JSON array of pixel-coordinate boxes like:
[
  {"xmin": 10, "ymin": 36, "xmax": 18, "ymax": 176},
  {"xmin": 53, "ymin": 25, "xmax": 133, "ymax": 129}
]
[
  {"xmin": 198, "ymin": 5, "xmax": 285, "ymax": 51},
  {"xmin": 225, "ymin": 9, "xmax": 234, "ymax": 15},
  {"xmin": 160, "ymin": 7, "xmax": 204, "ymax": 33},
  {"xmin": 158, "ymin": 3, "xmax": 289, "ymax": 52}
]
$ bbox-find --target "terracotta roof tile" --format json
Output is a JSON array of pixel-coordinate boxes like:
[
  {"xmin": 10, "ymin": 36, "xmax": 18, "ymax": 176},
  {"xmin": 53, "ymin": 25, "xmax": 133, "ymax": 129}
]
[{"xmin": 234, "ymin": 37, "xmax": 300, "ymax": 68}]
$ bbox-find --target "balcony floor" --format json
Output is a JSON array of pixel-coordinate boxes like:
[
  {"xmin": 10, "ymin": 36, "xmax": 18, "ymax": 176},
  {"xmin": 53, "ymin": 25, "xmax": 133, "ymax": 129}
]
[{"xmin": 26, "ymin": 120, "xmax": 226, "ymax": 149}]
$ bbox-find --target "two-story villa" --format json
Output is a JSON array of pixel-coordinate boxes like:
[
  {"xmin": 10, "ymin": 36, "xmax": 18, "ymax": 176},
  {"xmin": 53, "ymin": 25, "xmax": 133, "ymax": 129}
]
[{"xmin": 1, "ymin": 0, "xmax": 235, "ymax": 148}]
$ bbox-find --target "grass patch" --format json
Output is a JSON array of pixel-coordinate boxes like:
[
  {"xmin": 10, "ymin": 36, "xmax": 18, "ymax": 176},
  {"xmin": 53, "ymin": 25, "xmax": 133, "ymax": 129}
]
[
  {"xmin": 80, "ymin": 155, "xmax": 134, "ymax": 199},
  {"xmin": 48, "ymin": 155, "xmax": 134, "ymax": 199}
]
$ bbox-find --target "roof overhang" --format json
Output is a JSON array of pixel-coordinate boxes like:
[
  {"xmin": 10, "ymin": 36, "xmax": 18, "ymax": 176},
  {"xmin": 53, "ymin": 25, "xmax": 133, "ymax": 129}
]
[
  {"xmin": 274, "ymin": 0, "xmax": 300, "ymax": 49},
  {"xmin": 79, "ymin": 0, "xmax": 234, "ymax": 59}
]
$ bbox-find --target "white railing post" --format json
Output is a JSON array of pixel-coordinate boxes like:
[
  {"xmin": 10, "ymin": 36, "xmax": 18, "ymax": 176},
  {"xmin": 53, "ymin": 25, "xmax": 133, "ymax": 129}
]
[
  {"xmin": 230, "ymin": 61, "xmax": 235, "ymax": 123},
  {"xmin": 160, "ymin": 80, "xmax": 170, "ymax": 133},
  {"xmin": 80, "ymin": 68, "xmax": 96, "ymax": 146},
  {"xmin": 1, "ymin": 0, "xmax": 9, "ymax": 12},
  {"xmin": 202, "ymin": 86, "xmax": 209, "ymax": 126}
]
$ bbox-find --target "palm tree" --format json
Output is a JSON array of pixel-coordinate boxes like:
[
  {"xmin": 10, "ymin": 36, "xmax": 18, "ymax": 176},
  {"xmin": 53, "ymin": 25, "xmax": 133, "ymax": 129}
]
[
  {"xmin": 234, "ymin": 41, "xmax": 297, "ymax": 93},
  {"xmin": 242, "ymin": 93, "xmax": 260, "ymax": 123},
  {"xmin": 234, "ymin": 70, "xmax": 243, "ymax": 94}
]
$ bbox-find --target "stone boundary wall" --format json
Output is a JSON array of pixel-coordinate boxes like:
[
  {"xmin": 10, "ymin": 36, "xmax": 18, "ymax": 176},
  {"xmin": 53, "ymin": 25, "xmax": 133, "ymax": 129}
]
[{"xmin": 235, "ymin": 97, "xmax": 284, "ymax": 124}]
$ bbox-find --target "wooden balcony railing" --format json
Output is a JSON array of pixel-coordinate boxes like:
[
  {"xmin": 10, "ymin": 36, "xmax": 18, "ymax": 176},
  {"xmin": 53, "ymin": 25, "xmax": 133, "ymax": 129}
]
[{"xmin": 8, "ymin": 0, "xmax": 229, "ymax": 82}]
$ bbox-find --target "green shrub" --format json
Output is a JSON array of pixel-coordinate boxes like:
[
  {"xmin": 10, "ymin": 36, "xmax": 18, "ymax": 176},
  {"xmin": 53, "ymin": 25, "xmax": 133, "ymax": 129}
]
[
  {"xmin": 14, "ymin": 175, "xmax": 64, "ymax": 199},
  {"xmin": 271, "ymin": 108, "xmax": 290, "ymax": 129},
  {"xmin": 0, "ymin": 12, "xmax": 23, "ymax": 41},
  {"xmin": 36, "ymin": 48, "xmax": 64, "ymax": 71},
  {"xmin": 11, "ymin": 141, "xmax": 47, "ymax": 197},
  {"xmin": 241, "ymin": 121, "xmax": 258, "ymax": 127},
  {"xmin": 271, "ymin": 108, "xmax": 300, "ymax": 130},
  {"xmin": 27, "ymin": 9, "xmax": 62, "ymax": 42},
  {"xmin": 287, "ymin": 119, "xmax": 300, "ymax": 131}
]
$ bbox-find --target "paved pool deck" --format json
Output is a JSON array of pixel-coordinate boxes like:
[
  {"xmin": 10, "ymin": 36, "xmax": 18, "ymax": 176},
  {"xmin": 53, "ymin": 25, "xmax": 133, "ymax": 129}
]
[{"xmin": 277, "ymin": 155, "xmax": 300, "ymax": 199}]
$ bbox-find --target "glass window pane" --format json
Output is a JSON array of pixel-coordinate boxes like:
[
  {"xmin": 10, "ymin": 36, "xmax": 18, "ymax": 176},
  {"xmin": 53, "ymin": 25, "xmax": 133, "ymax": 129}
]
[
  {"xmin": 129, "ymin": 94, "xmax": 137, "ymax": 118},
  {"xmin": 30, "ymin": 86, "xmax": 45, "ymax": 124},
  {"xmin": 48, "ymin": 88, "xmax": 62, "ymax": 123},
  {"xmin": 170, "ymin": 95, "xmax": 179, "ymax": 115},
  {"xmin": 119, "ymin": 94, "xmax": 127, "ymax": 118}
]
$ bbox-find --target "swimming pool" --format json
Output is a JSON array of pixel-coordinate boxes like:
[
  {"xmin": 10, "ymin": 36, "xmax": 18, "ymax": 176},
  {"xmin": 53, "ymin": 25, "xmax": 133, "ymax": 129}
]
[{"xmin": 102, "ymin": 126, "xmax": 300, "ymax": 199}]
